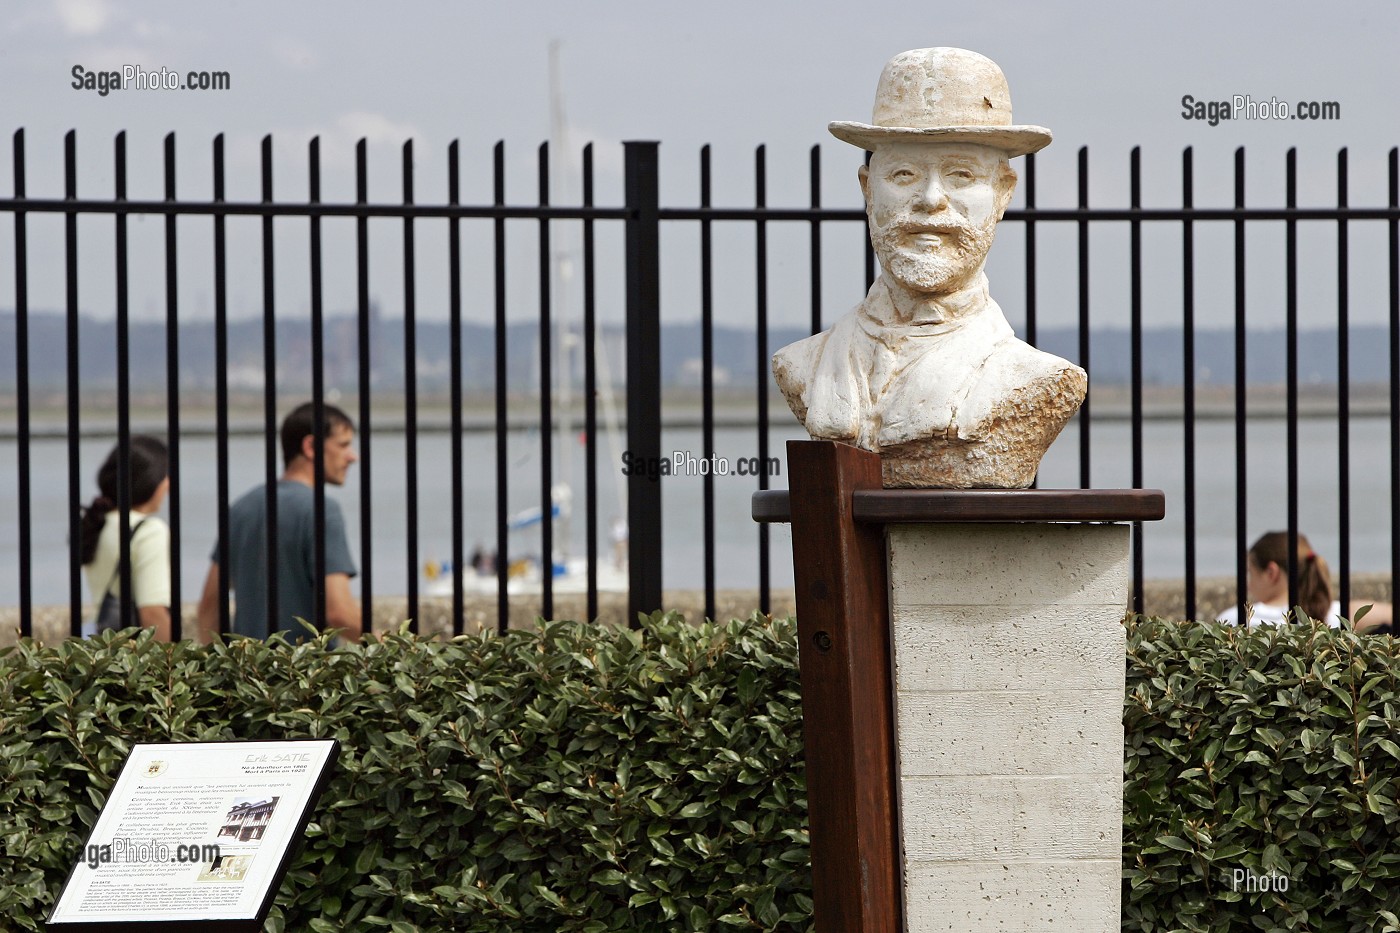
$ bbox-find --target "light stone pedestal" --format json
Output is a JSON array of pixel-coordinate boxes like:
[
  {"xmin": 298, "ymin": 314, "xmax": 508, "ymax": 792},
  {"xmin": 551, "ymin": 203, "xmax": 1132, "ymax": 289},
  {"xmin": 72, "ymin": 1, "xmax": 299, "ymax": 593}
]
[
  {"xmin": 753, "ymin": 441, "xmax": 1163, "ymax": 933},
  {"xmin": 888, "ymin": 523, "xmax": 1127, "ymax": 933}
]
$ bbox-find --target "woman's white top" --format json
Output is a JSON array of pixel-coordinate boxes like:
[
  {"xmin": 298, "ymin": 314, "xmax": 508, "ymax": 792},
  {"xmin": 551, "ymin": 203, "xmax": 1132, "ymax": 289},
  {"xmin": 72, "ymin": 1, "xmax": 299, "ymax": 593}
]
[
  {"xmin": 1216, "ymin": 600, "xmax": 1343, "ymax": 629},
  {"xmin": 82, "ymin": 510, "xmax": 172, "ymax": 608}
]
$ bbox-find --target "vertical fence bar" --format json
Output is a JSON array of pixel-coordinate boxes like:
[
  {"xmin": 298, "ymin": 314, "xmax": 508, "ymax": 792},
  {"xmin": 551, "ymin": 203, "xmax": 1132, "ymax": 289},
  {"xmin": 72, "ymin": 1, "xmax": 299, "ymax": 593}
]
[
  {"xmin": 260, "ymin": 136, "xmax": 280, "ymax": 632},
  {"xmin": 12, "ymin": 130, "xmax": 32, "ymax": 637},
  {"xmin": 163, "ymin": 133, "xmax": 182, "ymax": 639},
  {"xmin": 1077, "ymin": 147, "xmax": 1091, "ymax": 490},
  {"xmin": 115, "ymin": 132, "xmax": 133, "ymax": 631},
  {"xmin": 1234, "ymin": 147, "xmax": 1248, "ymax": 622},
  {"xmin": 1285, "ymin": 150, "xmax": 1299, "ymax": 611},
  {"xmin": 494, "ymin": 141, "xmax": 510, "ymax": 634},
  {"xmin": 1024, "ymin": 150, "xmax": 1036, "ymax": 487},
  {"xmin": 448, "ymin": 141, "xmax": 465, "ymax": 634},
  {"xmin": 213, "ymin": 135, "xmax": 231, "ymax": 635},
  {"xmin": 65, "ymin": 130, "xmax": 81, "ymax": 636},
  {"xmin": 624, "ymin": 141, "xmax": 662, "ymax": 624},
  {"xmin": 863, "ymin": 151, "xmax": 875, "ymax": 290},
  {"xmin": 309, "ymin": 138, "xmax": 327, "ymax": 631},
  {"xmin": 810, "ymin": 145, "xmax": 822, "ymax": 335},
  {"xmin": 355, "ymin": 139, "xmax": 373, "ymax": 637},
  {"xmin": 755, "ymin": 145, "xmax": 771, "ymax": 615},
  {"xmin": 1025, "ymin": 151, "xmax": 1037, "ymax": 348},
  {"xmin": 700, "ymin": 145, "xmax": 717, "ymax": 623},
  {"xmin": 402, "ymin": 140, "xmax": 420, "ymax": 632},
  {"xmin": 1390, "ymin": 149, "xmax": 1399, "ymax": 606},
  {"xmin": 537, "ymin": 142, "xmax": 555, "ymax": 620},
  {"xmin": 1129, "ymin": 147, "xmax": 1144, "ymax": 613},
  {"xmin": 1182, "ymin": 147, "xmax": 1198, "ymax": 621},
  {"xmin": 1336, "ymin": 148, "xmax": 1351, "ymax": 612},
  {"xmin": 582, "ymin": 143, "xmax": 599, "ymax": 623}
]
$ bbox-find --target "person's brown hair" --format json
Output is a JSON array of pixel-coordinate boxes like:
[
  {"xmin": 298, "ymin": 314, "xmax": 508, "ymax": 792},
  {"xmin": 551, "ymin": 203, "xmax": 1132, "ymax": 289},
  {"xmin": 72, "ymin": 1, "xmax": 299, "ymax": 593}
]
[
  {"xmin": 78, "ymin": 435, "xmax": 168, "ymax": 565},
  {"xmin": 280, "ymin": 401, "xmax": 354, "ymax": 467},
  {"xmin": 1249, "ymin": 530, "xmax": 1332, "ymax": 622}
]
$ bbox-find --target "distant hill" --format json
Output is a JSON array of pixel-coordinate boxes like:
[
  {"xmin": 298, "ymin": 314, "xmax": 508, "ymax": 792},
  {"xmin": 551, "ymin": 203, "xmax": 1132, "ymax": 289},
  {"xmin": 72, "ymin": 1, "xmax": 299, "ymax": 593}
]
[
  {"xmin": 0, "ymin": 309, "xmax": 1390, "ymax": 392},
  {"xmin": 1031, "ymin": 327, "xmax": 1381, "ymax": 388}
]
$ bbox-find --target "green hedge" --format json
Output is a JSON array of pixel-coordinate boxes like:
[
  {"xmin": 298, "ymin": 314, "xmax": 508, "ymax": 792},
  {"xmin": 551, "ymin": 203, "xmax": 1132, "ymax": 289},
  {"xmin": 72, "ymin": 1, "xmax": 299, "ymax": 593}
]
[
  {"xmin": 1125, "ymin": 617, "xmax": 1400, "ymax": 931},
  {"xmin": 4, "ymin": 614, "xmax": 1400, "ymax": 931},
  {"xmin": 0, "ymin": 614, "xmax": 810, "ymax": 932}
]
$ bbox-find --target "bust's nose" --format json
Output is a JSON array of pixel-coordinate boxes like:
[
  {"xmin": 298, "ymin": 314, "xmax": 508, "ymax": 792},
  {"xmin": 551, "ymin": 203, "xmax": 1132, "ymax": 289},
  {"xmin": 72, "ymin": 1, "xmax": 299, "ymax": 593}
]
[{"xmin": 911, "ymin": 173, "xmax": 950, "ymax": 214}]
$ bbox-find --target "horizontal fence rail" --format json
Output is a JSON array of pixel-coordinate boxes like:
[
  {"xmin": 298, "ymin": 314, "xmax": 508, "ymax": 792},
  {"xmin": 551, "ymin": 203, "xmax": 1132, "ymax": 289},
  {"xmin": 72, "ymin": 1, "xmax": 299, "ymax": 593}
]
[{"xmin": 4, "ymin": 132, "xmax": 1400, "ymax": 638}]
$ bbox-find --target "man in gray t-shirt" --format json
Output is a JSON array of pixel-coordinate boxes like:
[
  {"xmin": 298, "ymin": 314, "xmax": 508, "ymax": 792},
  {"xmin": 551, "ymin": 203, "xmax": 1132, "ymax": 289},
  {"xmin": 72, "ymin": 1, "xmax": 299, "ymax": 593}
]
[{"xmin": 197, "ymin": 402, "xmax": 362, "ymax": 641}]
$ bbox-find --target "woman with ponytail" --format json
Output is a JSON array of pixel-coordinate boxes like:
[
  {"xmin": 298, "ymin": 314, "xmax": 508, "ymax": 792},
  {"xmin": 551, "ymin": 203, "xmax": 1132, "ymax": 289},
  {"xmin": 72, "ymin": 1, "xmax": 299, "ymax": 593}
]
[
  {"xmin": 79, "ymin": 435, "xmax": 172, "ymax": 640},
  {"xmin": 1216, "ymin": 531, "xmax": 1392, "ymax": 632}
]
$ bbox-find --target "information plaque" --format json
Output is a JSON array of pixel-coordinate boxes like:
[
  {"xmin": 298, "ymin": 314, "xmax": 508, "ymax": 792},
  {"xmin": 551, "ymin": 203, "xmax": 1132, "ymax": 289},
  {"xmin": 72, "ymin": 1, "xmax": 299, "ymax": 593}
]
[{"xmin": 48, "ymin": 739, "xmax": 339, "ymax": 932}]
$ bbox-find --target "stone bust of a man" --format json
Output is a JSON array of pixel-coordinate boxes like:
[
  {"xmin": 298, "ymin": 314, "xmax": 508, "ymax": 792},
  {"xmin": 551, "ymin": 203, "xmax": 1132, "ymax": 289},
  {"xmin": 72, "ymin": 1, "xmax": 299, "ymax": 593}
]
[{"xmin": 772, "ymin": 47, "xmax": 1086, "ymax": 488}]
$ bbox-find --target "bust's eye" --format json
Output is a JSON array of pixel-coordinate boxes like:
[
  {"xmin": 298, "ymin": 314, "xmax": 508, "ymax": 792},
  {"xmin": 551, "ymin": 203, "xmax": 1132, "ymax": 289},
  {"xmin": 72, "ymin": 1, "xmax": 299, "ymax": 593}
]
[
  {"xmin": 946, "ymin": 168, "xmax": 976, "ymax": 184},
  {"xmin": 889, "ymin": 167, "xmax": 918, "ymax": 182}
]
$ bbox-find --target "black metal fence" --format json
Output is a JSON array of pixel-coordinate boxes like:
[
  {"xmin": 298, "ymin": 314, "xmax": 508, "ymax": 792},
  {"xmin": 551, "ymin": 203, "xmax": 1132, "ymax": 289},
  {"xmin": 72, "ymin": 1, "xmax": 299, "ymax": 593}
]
[{"xmin": 4, "ymin": 130, "xmax": 1400, "ymax": 638}]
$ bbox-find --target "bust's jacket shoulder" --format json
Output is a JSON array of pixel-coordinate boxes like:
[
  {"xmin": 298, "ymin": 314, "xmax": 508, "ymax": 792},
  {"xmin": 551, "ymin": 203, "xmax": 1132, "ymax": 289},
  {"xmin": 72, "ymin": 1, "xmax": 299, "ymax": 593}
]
[
  {"xmin": 951, "ymin": 338, "xmax": 1086, "ymax": 437},
  {"xmin": 771, "ymin": 330, "xmax": 828, "ymax": 427}
]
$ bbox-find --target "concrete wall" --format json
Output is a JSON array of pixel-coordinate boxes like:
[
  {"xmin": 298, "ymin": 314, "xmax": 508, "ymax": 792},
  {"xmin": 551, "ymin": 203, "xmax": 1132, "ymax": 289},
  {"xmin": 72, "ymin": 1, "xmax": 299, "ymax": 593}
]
[{"xmin": 887, "ymin": 522, "xmax": 1128, "ymax": 932}]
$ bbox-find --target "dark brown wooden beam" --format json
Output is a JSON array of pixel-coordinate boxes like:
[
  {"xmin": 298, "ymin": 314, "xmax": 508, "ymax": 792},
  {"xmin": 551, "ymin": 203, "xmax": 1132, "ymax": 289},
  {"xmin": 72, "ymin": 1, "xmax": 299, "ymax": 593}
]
[
  {"xmin": 754, "ymin": 486, "xmax": 1166, "ymax": 524},
  {"xmin": 785, "ymin": 440, "xmax": 902, "ymax": 933}
]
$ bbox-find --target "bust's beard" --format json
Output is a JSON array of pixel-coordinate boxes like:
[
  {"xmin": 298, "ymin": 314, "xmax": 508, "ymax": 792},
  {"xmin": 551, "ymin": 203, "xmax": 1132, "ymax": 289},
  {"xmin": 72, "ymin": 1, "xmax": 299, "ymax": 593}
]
[{"xmin": 871, "ymin": 218, "xmax": 996, "ymax": 295}]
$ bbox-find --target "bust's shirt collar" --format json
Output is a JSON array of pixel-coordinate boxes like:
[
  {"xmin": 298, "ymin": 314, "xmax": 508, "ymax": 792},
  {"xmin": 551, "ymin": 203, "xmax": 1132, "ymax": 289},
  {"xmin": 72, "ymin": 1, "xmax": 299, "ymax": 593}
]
[{"xmin": 858, "ymin": 273, "xmax": 992, "ymax": 337}]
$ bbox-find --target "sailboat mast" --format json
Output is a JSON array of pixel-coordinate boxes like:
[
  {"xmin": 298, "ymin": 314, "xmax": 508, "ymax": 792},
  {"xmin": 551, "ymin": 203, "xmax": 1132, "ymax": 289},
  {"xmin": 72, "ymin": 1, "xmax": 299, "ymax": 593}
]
[{"xmin": 549, "ymin": 39, "xmax": 573, "ymax": 563}]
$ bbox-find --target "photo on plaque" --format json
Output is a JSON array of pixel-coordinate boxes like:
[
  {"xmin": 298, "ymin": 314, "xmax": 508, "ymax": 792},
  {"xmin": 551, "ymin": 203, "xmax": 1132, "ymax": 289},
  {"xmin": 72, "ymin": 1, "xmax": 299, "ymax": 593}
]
[
  {"xmin": 215, "ymin": 796, "xmax": 281, "ymax": 846},
  {"xmin": 196, "ymin": 854, "xmax": 256, "ymax": 884}
]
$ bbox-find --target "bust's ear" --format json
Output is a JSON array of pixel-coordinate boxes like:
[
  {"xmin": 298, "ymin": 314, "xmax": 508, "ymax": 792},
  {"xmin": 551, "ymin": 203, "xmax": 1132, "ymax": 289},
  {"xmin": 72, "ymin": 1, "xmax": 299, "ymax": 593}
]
[
  {"xmin": 858, "ymin": 164, "xmax": 870, "ymax": 204},
  {"xmin": 994, "ymin": 161, "xmax": 1018, "ymax": 220}
]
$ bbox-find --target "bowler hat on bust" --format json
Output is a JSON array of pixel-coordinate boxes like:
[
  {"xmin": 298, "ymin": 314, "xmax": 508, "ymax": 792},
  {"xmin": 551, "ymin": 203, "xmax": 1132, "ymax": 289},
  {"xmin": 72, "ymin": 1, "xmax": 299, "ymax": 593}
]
[{"xmin": 830, "ymin": 47, "xmax": 1051, "ymax": 157}]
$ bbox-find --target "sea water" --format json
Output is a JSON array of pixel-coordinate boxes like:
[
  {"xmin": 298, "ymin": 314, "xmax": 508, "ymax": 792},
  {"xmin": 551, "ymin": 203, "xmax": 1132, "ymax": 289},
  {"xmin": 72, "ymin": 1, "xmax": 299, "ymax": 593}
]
[{"xmin": 0, "ymin": 417, "xmax": 1393, "ymax": 607}]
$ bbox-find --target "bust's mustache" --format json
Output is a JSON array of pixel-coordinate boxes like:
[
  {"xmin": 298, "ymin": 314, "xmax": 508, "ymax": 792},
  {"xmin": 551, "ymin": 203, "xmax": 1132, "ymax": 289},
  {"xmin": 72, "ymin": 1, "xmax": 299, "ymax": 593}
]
[
  {"xmin": 874, "ymin": 215, "xmax": 987, "ymax": 256},
  {"xmin": 895, "ymin": 220, "xmax": 967, "ymax": 235}
]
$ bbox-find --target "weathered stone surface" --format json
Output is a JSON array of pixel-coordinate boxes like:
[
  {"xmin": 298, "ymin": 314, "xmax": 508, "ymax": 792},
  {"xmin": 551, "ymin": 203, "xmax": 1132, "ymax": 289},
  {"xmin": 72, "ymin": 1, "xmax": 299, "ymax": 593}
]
[
  {"xmin": 903, "ymin": 861, "xmax": 1121, "ymax": 932},
  {"xmin": 772, "ymin": 48, "xmax": 1084, "ymax": 488},
  {"xmin": 894, "ymin": 688, "xmax": 1123, "ymax": 777},
  {"xmin": 890, "ymin": 603, "xmax": 1127, "ymax": 693},
  {"xmin": 887, "ymin": 522, "xmax": 1130, "ymax": 607},
  {"xmin": 879, "ymin": 365, "xmax": 1086, "ymax": 488},
  {"xmin": 887, "ymin": 522, "xmax": 1127, "ymax": 931},
  {"xmin": 900, "ymin": 774, "xmax": 1121, "ymax": 861}
]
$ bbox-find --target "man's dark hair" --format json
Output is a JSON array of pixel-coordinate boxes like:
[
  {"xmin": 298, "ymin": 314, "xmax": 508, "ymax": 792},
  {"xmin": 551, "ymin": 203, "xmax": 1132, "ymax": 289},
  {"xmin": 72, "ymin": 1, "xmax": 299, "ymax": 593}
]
[{"xmin": 280, "ymin": 402, "xmax": 354, "ymax": 467}]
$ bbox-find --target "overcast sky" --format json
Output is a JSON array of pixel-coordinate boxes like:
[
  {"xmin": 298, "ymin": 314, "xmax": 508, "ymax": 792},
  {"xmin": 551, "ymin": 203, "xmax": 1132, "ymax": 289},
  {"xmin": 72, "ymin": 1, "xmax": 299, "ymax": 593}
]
[{"xmin": 3, "ymin": 0, "xmax": 1399, "ymax": 333}]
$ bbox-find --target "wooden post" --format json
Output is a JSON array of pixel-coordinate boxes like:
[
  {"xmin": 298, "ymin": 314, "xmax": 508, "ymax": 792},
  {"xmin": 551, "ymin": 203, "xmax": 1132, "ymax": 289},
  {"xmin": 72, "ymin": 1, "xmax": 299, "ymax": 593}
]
[{"xmin": 786, "ymin": 440, "xmax": 902, "ymax": 933}]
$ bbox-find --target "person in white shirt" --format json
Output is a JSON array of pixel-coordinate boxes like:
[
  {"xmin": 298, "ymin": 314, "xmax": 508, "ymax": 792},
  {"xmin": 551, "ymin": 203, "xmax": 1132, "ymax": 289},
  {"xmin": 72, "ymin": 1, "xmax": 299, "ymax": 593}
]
[
  {"xmin": 1216, "ymin": 531, "xmax": 1391, "ymax": 632},
  {"xmin": 79, "ymin": 435, "xmax": 172, "ymax": 641}
]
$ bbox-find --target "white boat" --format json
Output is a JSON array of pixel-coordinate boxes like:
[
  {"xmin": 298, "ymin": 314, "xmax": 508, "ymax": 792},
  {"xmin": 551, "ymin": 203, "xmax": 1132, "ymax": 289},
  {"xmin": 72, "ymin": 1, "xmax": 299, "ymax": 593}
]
[{"xmin": 423, "ymin": 483, "xmax": 629, "ymax": 597}]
